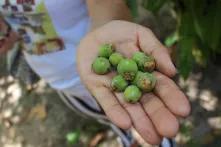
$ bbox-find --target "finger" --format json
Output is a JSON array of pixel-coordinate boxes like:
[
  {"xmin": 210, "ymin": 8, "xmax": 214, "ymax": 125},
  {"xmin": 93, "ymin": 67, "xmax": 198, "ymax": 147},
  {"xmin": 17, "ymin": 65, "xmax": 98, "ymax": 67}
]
[
  {"xmin": 115, "ymin": 93, "xmax": 162, "ymax": 145},
  {"xmin": 137, "ymin": 26, "xmax": 177, "ymax": 77},
  {"xmin": 114, "ymin": 42, "xmax": 140, "ymax": 58},
  {"xmin": 154, "ymin": 72, "xmax": 191, "ymax": 117},
  {"xmin": 141, "ymin": 93, "xmax": 179, "ymax": 138},
  {"xmin": 92, "ymin": 87, "xmax": 132, "ymax": 129}
]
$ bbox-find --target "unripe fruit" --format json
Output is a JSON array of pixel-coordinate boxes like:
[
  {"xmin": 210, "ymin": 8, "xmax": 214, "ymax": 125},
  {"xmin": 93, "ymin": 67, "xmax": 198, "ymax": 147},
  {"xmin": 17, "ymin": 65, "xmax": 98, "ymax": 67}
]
[
  {"xmin": 132, "ymin": 71, "xmax": 143, "ymax": 85},
  {"xmin": 109, "ymin": 53, "xmax": 124, "ymax": 67},
  {"xmin": 111, "ymin": 75, "xmax": 128, "ymax": 92},
  {"xmin": 132, "ymin": 52, "xmax": 146, "ymax": 62},
  {"xmin": 132, "ymin": 51, "xmax": 156, "ymax": 72},
  {"xmin": 92, "ymin": 57, "xmax": 111, "ymax": 74},
  {"xmin": 147, "ymin": 72, "xmax": 157, "ymax": 89},
  {"xmin": 98, "ymin": 44, "xmax": 114, "ymax": 58},
  {"xmin": 124, "ymin": 85, "xmax": 142, "ymax": 103},
  {"xmin": 143, "ymin": 56, "xmax": 156, "ymax": 72},
  {"xmin": 133, "ymin": 71, "xmax": 156, "ymax": 92},
  {"xmin": 117, "ymin": 59, "xmax": 138, "ymax": 81}
]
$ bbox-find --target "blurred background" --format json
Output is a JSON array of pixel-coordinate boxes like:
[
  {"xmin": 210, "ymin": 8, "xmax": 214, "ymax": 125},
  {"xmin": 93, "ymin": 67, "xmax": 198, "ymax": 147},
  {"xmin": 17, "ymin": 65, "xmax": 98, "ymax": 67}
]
[{"xmin": 1, "ymin": 0, "xmax": 221, "ymax": 146}]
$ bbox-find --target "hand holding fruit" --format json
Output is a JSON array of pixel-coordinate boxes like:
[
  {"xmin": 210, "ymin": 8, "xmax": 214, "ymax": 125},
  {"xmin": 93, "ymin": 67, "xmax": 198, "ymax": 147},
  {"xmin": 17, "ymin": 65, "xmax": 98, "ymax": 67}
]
[
  {"xmin": 77, "ymin": 21, "xmax": 190, "ymax": 145},
  {"xmin": 92, "ymin": 44, "xmax": 156, "ymax": 103}
]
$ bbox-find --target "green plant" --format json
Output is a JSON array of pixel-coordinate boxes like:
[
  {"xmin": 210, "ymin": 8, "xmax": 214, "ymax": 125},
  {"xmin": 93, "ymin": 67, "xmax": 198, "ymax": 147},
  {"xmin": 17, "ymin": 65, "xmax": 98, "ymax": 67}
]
[
  {"xmin": 92, "ymin": 57, "xmax": 111, "ymax": 74},
  {"xmin": 126, "ymin": 0, "xmax": 139, "ymax": 18},
  {"xmin": 127, "ymin": 0, "xmax": 221, "ymax": 79},
  {"xmin": 66, "ymin": 129, "xmax": 81, "ymax": 145},
  {"xmin": 117, "ymin": 59, "xmax": 138, "ymax": 81},
  {"xmin": 124, "ymin": 85, "xmax": 142, "ymax": 103}
]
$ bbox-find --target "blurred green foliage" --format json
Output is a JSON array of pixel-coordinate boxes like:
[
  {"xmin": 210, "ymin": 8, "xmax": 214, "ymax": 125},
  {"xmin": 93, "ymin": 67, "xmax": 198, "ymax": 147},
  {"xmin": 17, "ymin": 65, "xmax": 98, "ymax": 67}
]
[
  {"xmin": 127, "ymin": 0, "xmax": 221, "ymax": 79},
  {"xmin": 66, "ymin": 129, "xmax": 81, "ymax": 145}
]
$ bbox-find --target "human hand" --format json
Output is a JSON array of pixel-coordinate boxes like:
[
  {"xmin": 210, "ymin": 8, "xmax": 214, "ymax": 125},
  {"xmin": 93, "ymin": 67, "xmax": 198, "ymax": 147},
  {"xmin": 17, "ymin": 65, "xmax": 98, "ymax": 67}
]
[{"xmin": 77, "ymin": 21, "xmax": 190, "ymax": 145}]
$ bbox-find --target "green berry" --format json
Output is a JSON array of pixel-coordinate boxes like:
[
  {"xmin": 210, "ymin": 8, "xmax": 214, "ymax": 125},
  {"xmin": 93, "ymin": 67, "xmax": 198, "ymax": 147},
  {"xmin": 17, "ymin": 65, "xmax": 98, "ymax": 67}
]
[
  {"xmin": 117, "ymin": 59, "xmax": 138, "ymax": 81},
  {"xmin": 111, "ymin": 75, "xmax": 128, "ymax": 92},
  {"xmin": 92, "ymin": 57, "xmax": 111, "ymax": 74},
  {"xmin": 133, "ymin": 71, "xmax": 156, "ymax": 92},
  {"xmin": 109, "ymin": 53, "xmax": 124, "ymax": 67},
  {"xmin": 132, "ymin": 51, "xmax": 156, "ymax": 72},
  {"xmin": 133, "ymin": 51, "xmax": 146, "ymax": 62},
  {"xmin": 124, "ymin": 85, "xmax": 142, "ymax": 103},
  {"xmin": 98, "ymin": 44, "xmax": 114, "ymax": 58},
  {"xmin": 143, "ymin": 56, "xmax": 156, "ymax": 72},
  {"xmin": 132, "ymin": 71, "xmax": 143, "ymax": 85},
  {"xmin": 147, "ymin": 72, "xmax": 157, "ymax": 89}
]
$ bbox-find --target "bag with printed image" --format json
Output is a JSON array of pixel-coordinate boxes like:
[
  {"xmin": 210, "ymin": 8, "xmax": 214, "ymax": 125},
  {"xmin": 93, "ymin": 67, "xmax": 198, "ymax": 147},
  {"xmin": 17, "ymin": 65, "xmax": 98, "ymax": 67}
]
[{"xmin": 0, "ymin": 13, "xmax": 40, "ymax": 87}]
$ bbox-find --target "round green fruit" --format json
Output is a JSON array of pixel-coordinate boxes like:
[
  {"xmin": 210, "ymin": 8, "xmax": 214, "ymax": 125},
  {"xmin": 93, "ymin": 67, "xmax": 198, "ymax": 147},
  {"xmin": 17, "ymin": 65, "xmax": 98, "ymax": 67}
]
[
  {"xmin": 132, "ymin": 71, "xmax": 143, "ymax": 85},
  {"xmin": 109, "ymin": 53, "xmax": 124, "ymax": 67},
  {"xmin": 147, "ymin": 72, "xmax": 157, "ymax": 89},
  {"xmin": 133, "ymin": 71, "xmax": 156, "ymax": 92},
  {"xmin": 132, "ymin": 51, "xmax": 156, "ymax": 72},
  {"xmin": 92, "ymin": 57, "xmax": 111, "ymax": 74},
  {"xmin": 124, "ymin": 85, "xmax": 142, "ymax": 103},
  {"xmin": 98, "ymin": 44, "xmax": 114, "ymax": 58},
  {"xmin": 132, "ymin": 51, "xmax": 146, "ymax": 63},
  {"xmin": 111, "ymin": 75, "xmax": 128, "ymax": 92},
  {"xmin": 117, "ymin": 59, "xmax": 138, "ymax": 81},
  {"xmin": 143, "ymin": 56, "xmax": 156, "ymax": 72}
]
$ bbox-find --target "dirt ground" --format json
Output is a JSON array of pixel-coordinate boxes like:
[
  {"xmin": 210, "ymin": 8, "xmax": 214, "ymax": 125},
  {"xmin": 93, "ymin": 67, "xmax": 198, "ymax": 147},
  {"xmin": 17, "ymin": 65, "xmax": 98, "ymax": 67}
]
[
  {"xmin": 2, "ymin": 51, "xmax": 221, "ymax": 147},
  {"xmin": 0, "ymin": 56, "xmax": 121, "ymax": 147}
]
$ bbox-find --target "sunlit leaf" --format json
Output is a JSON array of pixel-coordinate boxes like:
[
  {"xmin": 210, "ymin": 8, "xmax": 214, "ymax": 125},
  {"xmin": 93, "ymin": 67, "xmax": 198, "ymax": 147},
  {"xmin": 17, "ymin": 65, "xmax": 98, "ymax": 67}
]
[
  {"xmin": 164, "ymin": 32, "xmax": 179, "ymax": 47},
  {"xmin": 66, "ymin": 129, "xmax": 81, "ymax": 145}
]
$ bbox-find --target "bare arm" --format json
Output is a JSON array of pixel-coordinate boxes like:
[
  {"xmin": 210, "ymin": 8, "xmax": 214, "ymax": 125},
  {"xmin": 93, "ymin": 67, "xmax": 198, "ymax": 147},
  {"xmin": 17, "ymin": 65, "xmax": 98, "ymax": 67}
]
[
  {"xmin": 78, "ymin": 1, "xmax": 190, "ymax": 145},
  {"xmin": 86, "ymin": 0, "xmax": 131, "ymax": 29}
]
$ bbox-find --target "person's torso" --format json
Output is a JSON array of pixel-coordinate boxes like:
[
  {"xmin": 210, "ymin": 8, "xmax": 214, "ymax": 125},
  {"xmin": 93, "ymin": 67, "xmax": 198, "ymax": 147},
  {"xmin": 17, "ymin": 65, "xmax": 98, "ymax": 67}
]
[{"xmin": 1, "ymin": 0, "xmax": 90, "ymax": 90}]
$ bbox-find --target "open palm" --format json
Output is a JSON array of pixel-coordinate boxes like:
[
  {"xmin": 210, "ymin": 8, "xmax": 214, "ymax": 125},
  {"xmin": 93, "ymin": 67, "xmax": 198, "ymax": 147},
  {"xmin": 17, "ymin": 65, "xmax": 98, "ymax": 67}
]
[{"xmin": 77, "ymin": 21, "xmax": 190, "ymax": 145}]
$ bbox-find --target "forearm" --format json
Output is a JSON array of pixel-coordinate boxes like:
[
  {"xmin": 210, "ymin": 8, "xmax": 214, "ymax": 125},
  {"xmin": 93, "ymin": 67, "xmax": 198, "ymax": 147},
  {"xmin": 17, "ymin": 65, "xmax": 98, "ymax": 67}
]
[{"xmin": 86, "ymin": 0, "xmax": 131, "ymax": 30}]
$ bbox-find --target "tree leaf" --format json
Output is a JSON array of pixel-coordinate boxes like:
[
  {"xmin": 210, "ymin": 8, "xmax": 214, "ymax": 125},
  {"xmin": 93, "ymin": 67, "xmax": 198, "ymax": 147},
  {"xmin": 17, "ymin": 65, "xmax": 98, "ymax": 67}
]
[
  {"xmin": 66, "ymin": 130, "xmax": 81, "ymax": 145},
  {"xmin": 164, "ymin": 32, "xmax": 179, "ymax": 47},
  {"xmin": 178, "ymin": 37, "xmax": 194, "ymax": 79},
  {"xmin": 190, "ymin": 0, "xmax": 221, "ymax": 51},
  {"xmin": 142, "ymin": 0, "xmax": 168, "ymax": 13},
  {"xmin": 126, "ymin": 0, "xmax": 138, "ymax": 18},
  {"xmin": 206, "ymin": 1, "xmax": 221, "ymax": 50}
]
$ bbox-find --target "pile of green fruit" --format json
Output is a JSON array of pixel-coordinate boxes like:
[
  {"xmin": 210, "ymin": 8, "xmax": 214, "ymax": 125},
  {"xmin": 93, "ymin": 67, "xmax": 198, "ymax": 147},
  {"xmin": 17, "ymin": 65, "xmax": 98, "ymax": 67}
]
[{"xmin": 92, "ymin": 44, "xmax": 156, "ymax": 103}]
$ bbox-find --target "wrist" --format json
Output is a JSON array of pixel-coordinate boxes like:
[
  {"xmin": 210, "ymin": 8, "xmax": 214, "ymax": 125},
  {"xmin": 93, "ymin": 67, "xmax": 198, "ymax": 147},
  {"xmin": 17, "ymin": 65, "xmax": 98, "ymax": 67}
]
[{"xmin": 87, "ymin": 0, "xmax": 131, "ymax": 31}]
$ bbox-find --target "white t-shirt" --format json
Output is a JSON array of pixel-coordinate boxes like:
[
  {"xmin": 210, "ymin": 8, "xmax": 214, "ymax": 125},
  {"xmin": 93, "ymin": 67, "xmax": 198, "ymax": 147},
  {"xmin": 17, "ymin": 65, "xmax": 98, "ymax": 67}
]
[
  {"xmin": 1, "ymin": 0, "xmax": 100, "ymax": 109},
  {"xmin": 1, "ymin": 0, "xmax": 90, "ymax": 90},
  {"xmin": 25, "ymin": 0, "xmax": 90, "ymax": 91}
]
